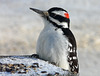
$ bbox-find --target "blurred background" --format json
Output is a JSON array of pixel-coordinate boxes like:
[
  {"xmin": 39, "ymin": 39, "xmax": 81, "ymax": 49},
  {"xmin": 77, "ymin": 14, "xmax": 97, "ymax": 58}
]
[{"xmin": 0, "ymin": 0, "xmax": 100, "ymax": 76}]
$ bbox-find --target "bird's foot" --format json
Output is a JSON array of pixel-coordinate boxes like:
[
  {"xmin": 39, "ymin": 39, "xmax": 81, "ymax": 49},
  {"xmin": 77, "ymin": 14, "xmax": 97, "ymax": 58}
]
[
  {"xmin": 50, "ymin": 62, "xmax": 56, "ymax": 65},
  {"xmin": 30, "ymin": 54, "xmax": 39, "ymax": 58}
]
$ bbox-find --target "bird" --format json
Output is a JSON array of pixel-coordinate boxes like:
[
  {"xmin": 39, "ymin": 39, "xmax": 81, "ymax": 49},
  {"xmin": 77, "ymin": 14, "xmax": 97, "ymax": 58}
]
[{"xmin": 30, "ymin": 7, "xmax": 79, "ymax": 75}]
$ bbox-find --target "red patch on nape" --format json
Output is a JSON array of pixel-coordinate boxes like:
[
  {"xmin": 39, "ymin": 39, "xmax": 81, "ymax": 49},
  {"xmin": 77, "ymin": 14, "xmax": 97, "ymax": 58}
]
[{"xmin": 64, "ymin": 13, "xmax": 69, "ymax": 19}]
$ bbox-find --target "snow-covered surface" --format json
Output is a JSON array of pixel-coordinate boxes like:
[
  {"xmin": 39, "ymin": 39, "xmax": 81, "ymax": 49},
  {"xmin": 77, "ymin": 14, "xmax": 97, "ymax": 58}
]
[{"xmin": 0, "ymin": 56, "xmax": 68, "ymax": 76}]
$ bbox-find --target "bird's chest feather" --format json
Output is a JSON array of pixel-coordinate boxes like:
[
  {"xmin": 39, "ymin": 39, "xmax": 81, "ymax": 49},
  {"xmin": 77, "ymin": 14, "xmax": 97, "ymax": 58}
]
[{"xmin": 36, "ymin": 26, "xmax": 69, "ymax": 62}]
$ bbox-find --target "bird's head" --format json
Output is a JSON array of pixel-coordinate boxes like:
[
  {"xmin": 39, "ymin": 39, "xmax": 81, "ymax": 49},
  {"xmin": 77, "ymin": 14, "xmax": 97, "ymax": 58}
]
[{"xmin": 30, "ymin": 7, "xmax": 70, "ymax": 28}]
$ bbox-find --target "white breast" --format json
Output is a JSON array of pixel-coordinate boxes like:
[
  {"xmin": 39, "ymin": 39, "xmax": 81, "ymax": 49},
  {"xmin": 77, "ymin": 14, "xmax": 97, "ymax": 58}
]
[{"xmin": 36, "ymin": 21, "xmax": 70, "ymax": 70}]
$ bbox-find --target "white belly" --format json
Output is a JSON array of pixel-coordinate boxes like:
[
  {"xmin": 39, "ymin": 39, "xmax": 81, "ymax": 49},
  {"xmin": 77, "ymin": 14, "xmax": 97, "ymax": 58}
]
[{"xmin": 36, "ymin": 26, "xmax": 69, "ymax": 70}]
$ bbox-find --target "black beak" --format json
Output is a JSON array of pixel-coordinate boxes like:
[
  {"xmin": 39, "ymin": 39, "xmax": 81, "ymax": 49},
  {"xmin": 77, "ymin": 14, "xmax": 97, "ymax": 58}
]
[{"xmin": 30, "ymin": 8, "xmax": 48, "ymax": 17}]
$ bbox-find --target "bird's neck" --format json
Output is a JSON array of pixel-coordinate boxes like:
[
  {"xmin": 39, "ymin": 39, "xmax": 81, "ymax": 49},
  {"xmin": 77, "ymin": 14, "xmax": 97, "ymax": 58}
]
[
  {"xmin": 43, "ymin": 18, "xmax": 69, "ymax": 30},
  {"xmin": 43, "ymin": 20, "xmax": 68, "ymax": 35},
  {"xmin": 43, "ymin": 20, "xmax": 56, "ymax": 31}
]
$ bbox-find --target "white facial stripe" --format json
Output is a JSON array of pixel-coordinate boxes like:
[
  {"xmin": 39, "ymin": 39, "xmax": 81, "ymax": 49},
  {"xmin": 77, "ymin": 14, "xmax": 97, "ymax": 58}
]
[
  {"xmin": 52, "ymin": 11, "xmax": 66, "ymax": 17},
  {"xmin": 49, "ymin": 16, "xmax": 60, "ymax": 25},
  {"xmin": 60, "ymin": 22, "xmax": 68, "ymax": 28}
]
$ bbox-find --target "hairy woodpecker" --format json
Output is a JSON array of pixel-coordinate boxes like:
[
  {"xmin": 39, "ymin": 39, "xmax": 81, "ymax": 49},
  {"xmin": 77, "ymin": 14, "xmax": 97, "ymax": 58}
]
[{"xmin": 30, "ymin": 7, "xmax": 79, "ymax": 74}]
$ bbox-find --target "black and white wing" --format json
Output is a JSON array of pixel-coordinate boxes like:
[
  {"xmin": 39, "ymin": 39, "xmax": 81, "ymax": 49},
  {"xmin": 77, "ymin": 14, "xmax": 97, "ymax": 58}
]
[{"xmin": 62, "ymin": 28, "xmax": 79, "ymax": 74}]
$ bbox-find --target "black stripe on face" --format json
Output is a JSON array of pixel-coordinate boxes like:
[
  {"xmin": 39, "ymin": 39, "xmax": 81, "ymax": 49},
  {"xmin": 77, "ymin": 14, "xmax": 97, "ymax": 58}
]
[
  {"xmin": 49, "ymin": 13, "xmax": 70, "ymax": 23},
  {"xmin": 46, "ymin": 16, "xmax": 63, "ymax": 29}
]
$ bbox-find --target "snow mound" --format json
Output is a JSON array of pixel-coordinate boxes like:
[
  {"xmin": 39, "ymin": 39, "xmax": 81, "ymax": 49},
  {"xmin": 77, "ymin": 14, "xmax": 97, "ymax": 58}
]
[{"xmin": 0, "ymin": 55, "xmax": 69, "ymax": 76}]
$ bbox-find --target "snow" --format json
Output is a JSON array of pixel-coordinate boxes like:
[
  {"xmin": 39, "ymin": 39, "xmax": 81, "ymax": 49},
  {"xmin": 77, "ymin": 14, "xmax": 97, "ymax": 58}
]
[{"xmin": 0, "ymin": 56, "xmax": 68, "ymax": 76}]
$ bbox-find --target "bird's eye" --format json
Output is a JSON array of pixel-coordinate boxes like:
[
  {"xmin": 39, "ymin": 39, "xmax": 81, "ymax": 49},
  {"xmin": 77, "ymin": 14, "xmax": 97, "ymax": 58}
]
[{"xmin": 64, "ymin": 13, "xmax": 69, "ymax": 19}]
